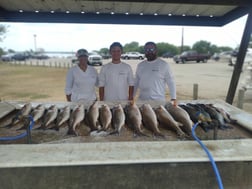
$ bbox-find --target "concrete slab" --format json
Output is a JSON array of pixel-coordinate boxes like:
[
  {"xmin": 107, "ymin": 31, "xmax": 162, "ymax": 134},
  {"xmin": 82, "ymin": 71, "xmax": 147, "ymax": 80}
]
[{"xmin": 0, "ymin": 139, "xmax": 251, "ymax": 168}]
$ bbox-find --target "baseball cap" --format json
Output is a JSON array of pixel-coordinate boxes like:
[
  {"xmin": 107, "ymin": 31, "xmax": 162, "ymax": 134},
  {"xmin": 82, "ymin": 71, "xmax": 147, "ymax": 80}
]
[{"xmin": 76, "ymin": 49, "xmax": 89, "ymax": 57}]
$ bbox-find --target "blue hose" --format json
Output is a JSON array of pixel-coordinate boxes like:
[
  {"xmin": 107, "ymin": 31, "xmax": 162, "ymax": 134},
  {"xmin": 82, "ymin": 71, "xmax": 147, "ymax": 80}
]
[
  {"xmin": 192, "ymin": 122, "xmax": 224, "ymax": 189},
  {"xmin": 0, "ymin": 115, "xmax": 34, "ymax": 141}
]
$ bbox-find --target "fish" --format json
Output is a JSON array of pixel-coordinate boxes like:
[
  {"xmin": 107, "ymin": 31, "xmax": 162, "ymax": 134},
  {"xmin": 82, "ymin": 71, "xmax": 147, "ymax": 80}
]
[
  {"xmin": 99, "ymin": 104, "xmax": 112, "ymax": 131},
  {"xmin": 12, "ymin": 102, "xmax": 33, "ymax": 125},
  {"xmin": 68, "ymin": 104, "xmax": 85, "ymax": 135},
  {"xmin": 31, "ymin": 104, "xmax": 46, "ymax": 122},
  {"xmin": 187, "ymin": 103, "xmax": 212, "ymax": 122},
  {"xmin": 56, "ymin": 105, "xmax": 71, "ymax": 129},
  {"xmin": 18, "ymin": 104, "xmax": 46, "ymax": 130},
  {"xmin": 86, "ymin": 101, "xmax": 100, "ymax": 131},
  {"xmin": 179, "ymin": 104, "xmax": 212, "ymax": 132},
  {"xmin": 165, "ymin": 102, "xmax": 193, "ymax": 136},
  {"xmin": 140, "ymin": 104, "xmax": 164, "ymax": 137},
  {"xmin": 124, "ymin": 101, "xmax": 148, "ymax": 137},
  {"xmin": 155, "ymin": 105, "xmax": 185, "ymax": 138},
  {"xmin": 110, "ymin": 104, "xmax": 125, "ymax": 135},
  {"xmin": 210, "ymin": 105, "xmax": 237, "ymax": 125},
  {"xmin": 179, "ymin": 104, "xmax": 201, "ymax": 123},
  {"xmin": 21, "ymin": 102, "xmax": 33, "ymax": 116},
  {"xmin": 202, "ymin": 104, "xmax": 232, "ymax": 129},
  {"xmin": 42, "ymin": 105, "xmax": 58, "ymax": 129},
  {"xmin": 17, "ymin": 104, "xmax": 46, "ymax": 130}
]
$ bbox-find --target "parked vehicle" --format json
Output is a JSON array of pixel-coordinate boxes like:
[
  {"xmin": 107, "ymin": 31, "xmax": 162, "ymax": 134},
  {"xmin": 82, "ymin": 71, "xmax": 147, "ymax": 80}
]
[
  {"xmin": 1, "ymin": 53, "xmax": 15, "ymax": 61},
  {"xmin": 173, "ymin": 51, "xmax": 210, "ymax": 64},
  {"xmin": 71, "ymin": 53, "xmax": 103, "ymax": 66},
  {"xmin": 162, "ymin": 52, "xmax": 174, "ymax": 58},
  {"xmin": 88, "ymin": 54, "xmax": 103, "ymax": 66},
  {"xmin": 121, "ymin": 52, "xmax": 145, "ymax": 60},
  {"xmin": 228, "ymin": 48, "xmax": 252, "ymax": 66},
  {"xmin": 12, "ymin": 53, "xmax": 29, "ymax": 61},
  {"xmin": 101, "ymin": 54, "xmax": 111, "ymax": 59},
  {"xmin": 213, "ymin": 51, "xmax": 234, "ymax": 62},
  {"xmin": 32, "ymin": 54, "xmax": 50, "ymax": 60}
]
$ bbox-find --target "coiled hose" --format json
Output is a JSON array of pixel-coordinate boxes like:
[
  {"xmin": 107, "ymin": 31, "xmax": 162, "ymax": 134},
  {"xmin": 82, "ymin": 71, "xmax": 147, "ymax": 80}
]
[{"xmin": 0, "ymin": 115, "xmax": 34, "ymax": 141}]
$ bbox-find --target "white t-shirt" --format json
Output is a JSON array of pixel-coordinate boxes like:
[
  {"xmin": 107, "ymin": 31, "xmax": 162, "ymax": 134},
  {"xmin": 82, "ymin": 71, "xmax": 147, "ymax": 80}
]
[
  {"xmin": 99, "ymin": 62, "xmax": 134, "ymax": 101},
  {"xmin": 65, "ymin": 65, "xmax": 98, "ymax": 102},
  {"xmin": 135, "ymin": 58, "xmax": 176, "ymax": 101}
]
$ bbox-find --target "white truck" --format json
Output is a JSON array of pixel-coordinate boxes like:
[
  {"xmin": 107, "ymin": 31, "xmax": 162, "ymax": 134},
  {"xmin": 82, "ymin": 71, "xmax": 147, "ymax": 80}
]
[
  {"xmin": 88, "ymin": 54, "xmax": 103, "ymax": 66},
  {"xmin": 121, "ymin": 52, "xmax": 145, "ymax": 60},
  {"xmin": 72, "ymin": 53, "xmax": 103, "ymax": 66}
]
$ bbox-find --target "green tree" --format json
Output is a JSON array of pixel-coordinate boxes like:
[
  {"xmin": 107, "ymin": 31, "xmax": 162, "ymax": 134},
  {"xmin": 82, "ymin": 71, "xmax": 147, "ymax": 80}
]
[
  {"xmin": 178, "ymin": 45, "xmax": 191, "ymax": 54},
  {"xmin": 123, "ymin": 41, "xmax": 140, "ymax": 52},
  {"xmin": 218, "ymin": 46, "xmax": 233, "ymax": 52},
  {"xmin": 0, "ymin": 25, "xmax": 7, "ymax": 42},
  {"xmin": 99, "ymin": 48, "xmax": 109, "ymax": 55},
  {"xmin": 0, "ymin": 24, "xmax": 8, "ymax": 56},
  {"xmin": 192, "ymin": 40, "xmax": 211, "ymax": 54},
  {"xmin": 209, "ymin": 44, "xmax": 219, "ymax": 55},
  {"xmin": 156, "ymin": 42, "xmax": 179, "ymax": 57}
]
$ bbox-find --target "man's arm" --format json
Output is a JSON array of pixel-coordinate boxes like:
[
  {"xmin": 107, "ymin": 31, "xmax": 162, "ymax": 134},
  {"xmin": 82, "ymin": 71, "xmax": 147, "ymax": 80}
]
[
  {"xmin": 128, "ymin": 86, "xmax": 134, "ymax": 100},
  {"xmin": 99, "ymin": 87, "xmax": 104, "ymax": 101},
  {"xmin": 66, "ymin": 94, "xmax": 71, "ymax": 102}
]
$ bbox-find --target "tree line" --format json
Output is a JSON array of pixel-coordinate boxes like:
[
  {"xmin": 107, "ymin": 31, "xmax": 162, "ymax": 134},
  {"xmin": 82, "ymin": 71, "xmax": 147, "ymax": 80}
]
[{"xmin": 98, "ymin": 41, "xmax": 238, "ymax": 57}]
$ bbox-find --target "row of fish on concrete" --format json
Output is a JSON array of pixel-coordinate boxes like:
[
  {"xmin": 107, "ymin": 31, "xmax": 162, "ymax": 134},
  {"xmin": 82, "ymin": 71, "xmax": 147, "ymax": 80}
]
[{"xmin": 3, "ymin": 100, "xmax": 236, "ymax": 139}]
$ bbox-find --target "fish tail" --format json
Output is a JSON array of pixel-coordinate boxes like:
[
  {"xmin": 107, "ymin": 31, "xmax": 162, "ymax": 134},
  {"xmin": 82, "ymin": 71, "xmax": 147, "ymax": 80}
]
[
  {"xmin": 154, "ymin": 131, "xmax": 166, "ymax": 138},
  {"xmin": 109, "ymin": 130, "xmax": 120, "ymax": 136},
  {"xmin": 135, "ymin": 130, "xmax": 150, "ymax": 137},
  {"xmin": 67, "ymin": 128, "xmax": 77, "ymax": 136}
]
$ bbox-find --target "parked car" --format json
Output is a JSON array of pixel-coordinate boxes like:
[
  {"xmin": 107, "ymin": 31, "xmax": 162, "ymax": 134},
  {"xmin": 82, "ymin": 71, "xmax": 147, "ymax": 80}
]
[
  {"xmin": 71, "ymin": 53, "xmax": 103, "ymax": 66},
  {"xmin": 1, "ymin": 53, "xmax": 15, "ymax": 61},
  {"xmin": 162, "ymin": 52, "xmax": 174, "ymax": 58},
  {"xmin": 32, "ymin": 54, "xmax": 50, "ymax": 60},
  {"xmin": 12, "ymin": 53, "xmax": 29, "ymax": 61},
  {"xmin": 101, "ymin": 54, "xmax": 111, "ymax": 59},
  {"xmin": 173, "ymin": 51, "xmax": 210, "ymax": 63},
  {"xmin": 228, "ymin": 48, "xmax": 252, "ymax": 66},
  {"xmin": 121, "ymin": 52, "xmax": 145, "ymax": 60},
  {"xmin": 212, "ymin": 50, "xmax": 238, "ymax": 62},
  {"xmin": 88, "ymin": 54, "xmax": 103, "ymax": 66}
]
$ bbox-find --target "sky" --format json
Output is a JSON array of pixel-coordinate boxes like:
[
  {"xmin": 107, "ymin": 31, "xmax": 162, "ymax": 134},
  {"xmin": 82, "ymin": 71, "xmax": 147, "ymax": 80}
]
[{"xmin": 0, "ymin": 14, "xmax": 249, "ymax": 53}]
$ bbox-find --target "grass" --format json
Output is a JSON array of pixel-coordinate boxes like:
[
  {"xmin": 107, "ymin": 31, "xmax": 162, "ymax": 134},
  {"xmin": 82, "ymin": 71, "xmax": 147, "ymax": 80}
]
[{"xmin": 0, "ymin": 62, "xmax": 67, "ymax": 102}]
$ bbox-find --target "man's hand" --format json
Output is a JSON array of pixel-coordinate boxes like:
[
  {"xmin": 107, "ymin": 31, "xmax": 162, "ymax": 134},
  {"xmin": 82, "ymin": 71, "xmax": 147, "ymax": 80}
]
[{"xmin": 171, "ymin": 99, "xmax": 177, "ymax": 106}]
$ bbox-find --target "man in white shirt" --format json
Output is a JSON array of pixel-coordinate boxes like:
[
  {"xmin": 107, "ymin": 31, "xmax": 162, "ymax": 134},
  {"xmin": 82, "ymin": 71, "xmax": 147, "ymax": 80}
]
[
  {"xmin": 135, "ymin": 42, "xmax": 177, "ymax": 105},
  {"xmin": 65, "ymin": 49, "xmax": 98, "ymax": 102},
  {"xmin": 99, "ymin": 42, "xmax": 134, "ymax": 101}
]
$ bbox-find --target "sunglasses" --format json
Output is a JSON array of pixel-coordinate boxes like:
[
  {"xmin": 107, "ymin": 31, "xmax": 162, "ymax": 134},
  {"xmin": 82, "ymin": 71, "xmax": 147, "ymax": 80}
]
[{"xmin": 145, "ymin": 48, "xmax": 156, "ymax": 52}]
